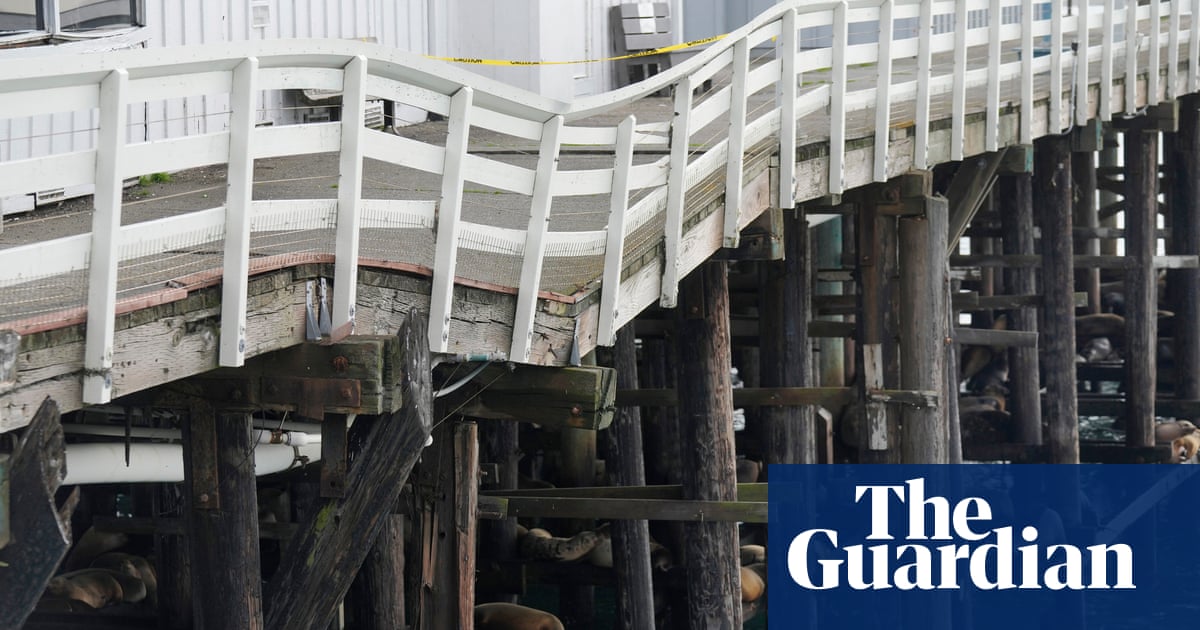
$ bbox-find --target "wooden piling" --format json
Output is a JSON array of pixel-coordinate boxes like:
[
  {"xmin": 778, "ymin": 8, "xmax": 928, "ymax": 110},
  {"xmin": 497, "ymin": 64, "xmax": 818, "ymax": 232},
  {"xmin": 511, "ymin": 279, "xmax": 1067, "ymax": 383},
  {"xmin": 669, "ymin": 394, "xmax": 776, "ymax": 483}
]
[
  {"xmin": 898, "ymin": 192, "xmax": 950, "ymax": 463},
  {"xmin": 676, "ymin": 261, "xmax": 742, "ymax": 628},
  {"xmin": 155, "ymin": 484, "xmax": 192, "ymax": 630},
  {"xmin": 559, "ymin": 347, "xmax": 598, "ymax": 630},
  {"xmin": 855, "ymin": 188, "xmax": 900, "ymax": 463},
  {"xmin": 414, "ymin": 420, "xmax": 479, "ymax": 630},
  {"xmin": 814, "ymin": 218, "xmax": 846, "ymax": 389},
  {"xmin": 997, "ymin": 169, "xmax": 1043, "ymax": 444},
  {"xmin": 1072, "ymin": 139, "xmax": 1102, "ymax": 314},
  {"xmin": 1123, "ymin": 119, "xmax": 1159, "ymax": 447},
  {"xmin": 478, "ymin": 419, "xmax": 520, "ymax": 604},
  {"xmin": 1168, "ymin": 95, "xmax": 1200, "ymax": 401},
  {"xmin": 760, "ymin": 211, "xmax": 817, "ymax": 465},
  {"xmin": 183, "ymin": 407, "xmax": 264, "ymax": 630},
  {"xmin": 1035, "ymin": 135, "xmax": 1080, "ymax": 463},
  {"xmin": 605, "ymin": 327, "xmax": 657, "ymax": 630}
]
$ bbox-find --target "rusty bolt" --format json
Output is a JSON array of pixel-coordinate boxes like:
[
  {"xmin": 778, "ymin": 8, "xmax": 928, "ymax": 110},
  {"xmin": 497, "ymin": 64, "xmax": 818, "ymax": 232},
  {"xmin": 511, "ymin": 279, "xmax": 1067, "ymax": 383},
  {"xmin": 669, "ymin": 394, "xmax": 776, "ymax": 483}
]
[
  {"xmin": 570, "ymin": 405, "xmax": 583, "ymax": 416},
  {"xmin": 199, "ymin": 493, "xmax": 210, "ymax": 503},
  {"xmin": 332, "ymin": 356, "xmax": 349, "ymax": 373},
  {"xmin": 340, "ymin": 386, "xmax": 353, "ymax": 400}
]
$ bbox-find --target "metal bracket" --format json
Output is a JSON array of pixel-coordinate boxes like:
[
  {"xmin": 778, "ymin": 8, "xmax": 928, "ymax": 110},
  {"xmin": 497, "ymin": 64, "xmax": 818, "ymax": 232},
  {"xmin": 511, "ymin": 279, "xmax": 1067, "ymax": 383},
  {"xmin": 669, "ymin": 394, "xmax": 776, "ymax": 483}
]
[{"xmin": 305, "ymin": 281, "xmax": 321, "ymax": 342}]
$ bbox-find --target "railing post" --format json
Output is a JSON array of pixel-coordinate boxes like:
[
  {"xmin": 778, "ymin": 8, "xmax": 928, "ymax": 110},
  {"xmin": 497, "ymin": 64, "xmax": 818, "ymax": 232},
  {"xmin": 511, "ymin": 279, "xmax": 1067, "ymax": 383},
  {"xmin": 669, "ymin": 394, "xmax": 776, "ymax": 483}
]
[
  {"xmin": 332, "ymin": 55, "xmax": 367, "ymax": 337},
  {"xmin": 874, "ymin": 0, "xmax": 894, "ymax": 182},
  {"xmin": 1076, "ymin": 0, "xmax": 1091, "ymax": 126},
  {"xmin": 1125, "ymin": 0, "xmax": 1139, "ymax": 113},
  {"xmin": 952, "ymin": 0, "xmax": 968, "ymax": 160},
  {"xmin": 987, "ymin": 0, "xmax": 1002, "ymax": 151},
  {"xmin": 915, "ymin": 0, "xmax": 933, "ymax": 170},
  {"xmin": 830, "ymin": 1, "xmax": 847, "ymax": 194},
  {"xmin": 778, "ymin": 7, "xmax": 798, "ymax": 208},
  {"xmin": 1190, "ymin": 0, "xmax": 1199, "ymax": 92},
  {"xmin": 660, "ymin": 76, "xmax": 693, "ymax": 309},
  {"xmin": 598, "ymin": 116, "xmax": 637, "ymax": 347},
  {"xmin": 1021, "ymin": 0, "xmax": 1034, "ymax": 143},
  {"xmin": 1169, "ymin": 0, "xmax": 1181, "ymax": 100},
  {"xmin": 724, "ymin": 37, "xmax": 750, "ymax": 247},
  {"xmin": 83, "ymin": 68, "xmax": 128, "ymax": 405},
  {"xmin": 428, "ymin": 87, "xmax": 474, "ymax": 352},
  {"xmin": 1052, "ymin": 0, "xmax": 1065, "ymax": 131},
  {"xmin": 219, "ymin": 56, "xmax": 259, "ymax": 368},
  {"xmin": 1101, "ymin": 0, "xmax": 1114, "ymax": 121},
  {"xmin": 1149, "ymin": 0, "xmax": 1161, "ymax": 105},
  {"xmin": 510, "ymin": 115, "xmax": 563, "ymax": 362}
]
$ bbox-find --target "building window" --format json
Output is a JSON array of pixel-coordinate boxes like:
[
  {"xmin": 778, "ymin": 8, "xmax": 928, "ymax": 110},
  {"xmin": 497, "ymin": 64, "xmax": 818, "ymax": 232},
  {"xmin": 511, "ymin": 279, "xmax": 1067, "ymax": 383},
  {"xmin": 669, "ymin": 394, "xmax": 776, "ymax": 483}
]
[
  {"xmin": 0, "ymin": 1, "xmax": 39, "ymax": 35},
  {"xmin": 1, "ymin": 0, "xmax": 140, "ymax": 39}
]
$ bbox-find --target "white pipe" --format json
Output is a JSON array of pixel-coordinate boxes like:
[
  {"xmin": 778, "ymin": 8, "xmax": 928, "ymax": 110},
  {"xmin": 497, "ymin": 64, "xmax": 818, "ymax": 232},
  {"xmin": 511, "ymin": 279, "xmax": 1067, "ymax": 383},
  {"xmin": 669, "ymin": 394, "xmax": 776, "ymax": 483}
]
[
  {"xmin": 63, "ymin": 424, "xmax": 320, "ymax": 446},
  {"xmin": 61, "ymin": 442, "xmax": 323, "ymax": 485}
]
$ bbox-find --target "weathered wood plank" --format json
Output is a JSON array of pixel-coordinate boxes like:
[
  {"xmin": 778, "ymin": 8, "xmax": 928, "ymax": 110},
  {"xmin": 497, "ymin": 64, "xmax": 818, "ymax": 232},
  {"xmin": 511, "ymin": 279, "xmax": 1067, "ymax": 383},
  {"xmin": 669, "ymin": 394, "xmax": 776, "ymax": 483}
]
[
  {"xmin": 997, "ymin": 171, "xmax": 1042, "ymax": 445},
  {"xmin": 451, "ymin": 364, "xmax": 616, "ymax": 430},
  {"xmin": 1124, "ymin": 119, "xmax": 1159, "ymax": 448},
  {"xmin": 3, "ymin": 266, "xmax": 585, "ymax": 433},
  {"xmin": 1167, "ymin": 95, "xmax": 1200, "ymax": 401},
  {"xmin": 264, "ymin": 309, "xmax": 433, "ymax": 630},
  {"xmin": 483, "ymin": 483, "xmax": 768, "ymax": 502}
]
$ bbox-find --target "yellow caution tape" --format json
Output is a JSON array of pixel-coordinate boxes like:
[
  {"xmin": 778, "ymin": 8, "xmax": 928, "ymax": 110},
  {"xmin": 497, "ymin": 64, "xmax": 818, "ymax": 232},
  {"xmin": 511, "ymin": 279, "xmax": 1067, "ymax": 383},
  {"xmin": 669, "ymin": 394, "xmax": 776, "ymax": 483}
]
[{"xmin": 425, "ymin": 34, "xmax": 728, "ymax": 66}]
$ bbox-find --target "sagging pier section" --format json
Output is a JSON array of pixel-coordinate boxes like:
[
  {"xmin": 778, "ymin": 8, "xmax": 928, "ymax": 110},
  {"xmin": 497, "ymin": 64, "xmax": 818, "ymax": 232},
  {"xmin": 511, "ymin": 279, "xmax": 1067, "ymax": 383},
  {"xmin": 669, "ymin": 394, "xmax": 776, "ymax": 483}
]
[{"xmin": 5, "ymin": 0, "xmax": 1200, "ymax": 627}]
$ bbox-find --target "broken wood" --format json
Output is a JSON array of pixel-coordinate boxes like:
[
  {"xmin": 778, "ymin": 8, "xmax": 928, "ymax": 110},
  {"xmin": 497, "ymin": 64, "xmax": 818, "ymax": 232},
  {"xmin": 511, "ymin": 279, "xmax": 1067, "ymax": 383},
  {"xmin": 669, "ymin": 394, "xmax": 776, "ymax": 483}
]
[
  {"xmin": 264, "ymin": 309, "xmax": 433, "ymax": 630},
  {"xmin": 0, "ymin": 398, "xmax": 79, "ymax": 630}
]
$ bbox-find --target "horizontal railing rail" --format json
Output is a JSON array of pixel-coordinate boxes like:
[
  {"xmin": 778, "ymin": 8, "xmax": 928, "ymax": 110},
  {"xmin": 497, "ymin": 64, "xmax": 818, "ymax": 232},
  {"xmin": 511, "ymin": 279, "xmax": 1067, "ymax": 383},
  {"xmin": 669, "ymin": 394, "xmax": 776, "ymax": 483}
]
[{"xmin": 0, "ymin": 0, "xmax": 1191, "ymax": 411}]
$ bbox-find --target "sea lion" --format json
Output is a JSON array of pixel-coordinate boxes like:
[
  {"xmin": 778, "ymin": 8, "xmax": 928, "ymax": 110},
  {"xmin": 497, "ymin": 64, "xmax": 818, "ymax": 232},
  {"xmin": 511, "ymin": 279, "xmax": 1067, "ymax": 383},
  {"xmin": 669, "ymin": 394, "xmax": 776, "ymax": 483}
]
[
  {"xmin": 1172, "ymin": 432, "xmax": 1200, "ymax": 463},
  {"xmin": 736, "ymin": 458, "xmax": 762, "ymax": 484},
  {"xmin": 518, "ymin": 527, "xmax": 600, "ymax": 562},
  {"xmin": 1155, "ymin": 420, "xmax": 1198, "ymax": 444},
  {"xmin": 739, "ymin": 544, "xmax": 765, "ymax": 566},
  {"xmin": 649, "ymin": 541, "xmax": 673, "ymax": 571},
  {"xmin": 740, "ymin": 564, "xmax": 766, "ymax": 602},
  {"xmin": 64, "ymin": 527, "xmax": 129, "ymax": 571},
  {"xmin": 45, "ymin": 569, "xmax": 132, "ymax": 609},
  {"xmin": 474, "ymin": 602, "xmax": 565, "ymax": 630},
  {"xmin": 586, "ymin": 524, "xmax": 612, "ymax": 568},
  {"xmin": 92, "ymin": 552, "xmax": 157, "ymax": 605}
]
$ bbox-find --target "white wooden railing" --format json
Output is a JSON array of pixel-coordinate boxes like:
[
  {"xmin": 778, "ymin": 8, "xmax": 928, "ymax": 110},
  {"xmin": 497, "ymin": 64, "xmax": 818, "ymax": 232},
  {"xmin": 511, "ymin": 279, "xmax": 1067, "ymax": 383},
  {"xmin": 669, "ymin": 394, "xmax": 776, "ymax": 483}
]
[{"xmin": 0, "ymin": 0, "xmax": 1192, "ymax": 407}]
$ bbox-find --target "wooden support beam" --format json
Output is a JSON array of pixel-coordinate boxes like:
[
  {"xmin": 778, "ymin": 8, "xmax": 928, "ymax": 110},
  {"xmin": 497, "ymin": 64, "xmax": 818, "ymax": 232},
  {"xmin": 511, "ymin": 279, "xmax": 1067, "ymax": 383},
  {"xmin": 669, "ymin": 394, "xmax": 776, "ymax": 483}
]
[
  {"xmin": 963, "ymin": 442, "xmax": 1170, "ymax": 464},
  {"xmin": 0, "ymin": 399, "xmax": 79, "ymax": 630},
  {"xmin": 446, "ymin": 364, "xmax": 616, "ymax": 430},
  {"xmin": 713, "ymin": 205, "xmax": 784, "ymax": 261},
  {"xmin": 320, "ymin": 414, "xmax": 349, "ymax": 498},
  {"xmin": 482, "ymin": 483, "xmax": 767, "ymax": 502},
  {"xmin": 1124, "ymin": 118, "xmax": 1159, "ymax": 448},
  {"xmin": 347, "ymin": 418, "xmax": 408, "ymax": 630},
  {"xmin": 899, "ymin": 193, "xmax": 950, "ymax": 463},
  {"xmin": 951, "ymin": 328, "xmax": 1038, "ymax": 347},
  {"xmin": 997, "ymin": 171, "xmax": 1042, "ymax": 445},
  {"xmin": 265, "ymin": 310, "xmax": 433, "ymax": 630},
  {"xmin": 184, "ymin": 407, "xmax": 263, "ymax": 630},
  {"xmin": 1036, "ymin": 135, "xmax": 1079, "ymax": 463},
  {"xmin": 1167, "ymin": 95, "xmax": 1200, "ymax": 401},
  {"xmin": 195, "ymin": 336, "xmax": 401, "ymax": 418},
  {"xmin": 676, "ymin": 261, "xmax": 742, "ymax": 627},
  {"xmin": 605, "ymin": 328, "xmax": 656, "ymax": 630},
  {"xmin": 477, "ymin": 496, "xmax": 767, "ymax": 523},
  {"xmin": 946, "ymin": 151, "xmax": 1006, "ymax": 252}
]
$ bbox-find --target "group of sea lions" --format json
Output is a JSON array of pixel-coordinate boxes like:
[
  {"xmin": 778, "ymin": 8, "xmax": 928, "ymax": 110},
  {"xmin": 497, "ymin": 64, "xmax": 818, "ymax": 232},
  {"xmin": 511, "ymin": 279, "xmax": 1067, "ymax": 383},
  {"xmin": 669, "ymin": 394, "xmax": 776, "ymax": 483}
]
[
  {"xmin": 38, "ymin": 527, "xmax": 158, "ymax": 612},
  {"xmin": 1157, "ymin": 419, "xmax": 1200, "ymax": 463}
]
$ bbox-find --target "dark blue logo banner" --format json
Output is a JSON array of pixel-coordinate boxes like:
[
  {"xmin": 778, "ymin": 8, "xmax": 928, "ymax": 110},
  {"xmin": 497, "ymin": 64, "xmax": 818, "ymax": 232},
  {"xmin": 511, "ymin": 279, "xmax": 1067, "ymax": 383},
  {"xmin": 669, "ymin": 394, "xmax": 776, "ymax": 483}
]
[{"xmin": 767, "ymin": 465, "xmax": 1200, "ymax": 629}]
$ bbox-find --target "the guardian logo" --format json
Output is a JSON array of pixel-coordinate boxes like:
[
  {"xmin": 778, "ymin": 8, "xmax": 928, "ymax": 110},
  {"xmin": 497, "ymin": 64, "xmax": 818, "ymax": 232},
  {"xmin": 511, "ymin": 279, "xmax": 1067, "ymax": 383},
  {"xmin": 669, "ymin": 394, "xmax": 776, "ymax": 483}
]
[{"xmin": 786, "ymin": 478, "xmax": 1134, "ymax": 591}]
